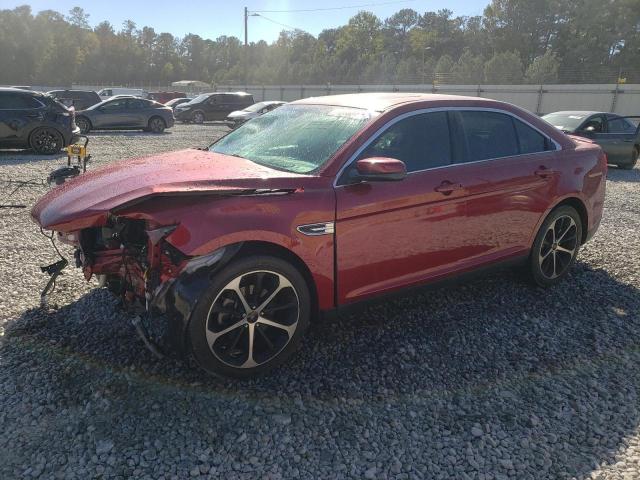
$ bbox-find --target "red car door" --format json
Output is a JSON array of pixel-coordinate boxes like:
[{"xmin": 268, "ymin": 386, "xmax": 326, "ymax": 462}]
[
  {"xmin": 334, "ymin": 111, "xmax": 477, "ymax": 305},
  {"xmin": 449, "ymin": 109, "xmax": 562, "ymax": 261}
]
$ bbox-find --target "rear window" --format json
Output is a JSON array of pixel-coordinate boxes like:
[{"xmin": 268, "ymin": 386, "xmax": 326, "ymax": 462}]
[
  {"xmin": 454, "ymin": 111, "xmax": 519, "ymax": 162},
  {"xmin": 607, "ymin": 117, "xmax": 636, "ymax": 133},
  {"xmin": 514, "ymin": 119, "xmax": 553, "ymax": 153}
]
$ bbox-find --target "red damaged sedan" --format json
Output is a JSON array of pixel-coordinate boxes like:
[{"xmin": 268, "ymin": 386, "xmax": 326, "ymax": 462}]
[{"xmin": 31, "ymin": 93, "xmax": 606, "ymax": 378}]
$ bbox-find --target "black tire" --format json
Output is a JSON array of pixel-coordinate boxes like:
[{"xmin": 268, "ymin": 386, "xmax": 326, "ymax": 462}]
[
  {"xmin": 529, "ymin": 205, "xmax": 582, "ymax": 287},
  {"xmin": 148, "ymin": 116, "xmax": 166, "ymax": 133},
  {"xmin": 29, "ymin": 127, "xmax": 64, "ymax": 154},
  {"xmin": 76, "ymin": 116, "xmax": 91, "ymax": 134},
  {"xmin": 192, "ymin": 111, "xmax": 205, "ymax": 124},
  {"xmin": 188, "ymin": 255, "xmax": 311, "ymax": 378},
  {"xmin": 619, "ymin": 146, "xmax": 638, "ymax": 170}
]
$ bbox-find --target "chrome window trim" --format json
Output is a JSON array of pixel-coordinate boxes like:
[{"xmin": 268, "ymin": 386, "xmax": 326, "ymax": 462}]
[{"xmin": 334, "ymin": 106, "xmax": 563, "ymax": 187}]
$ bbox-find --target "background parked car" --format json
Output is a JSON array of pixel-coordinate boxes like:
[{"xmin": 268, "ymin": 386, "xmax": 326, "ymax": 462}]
[
  {"xmin": 174, "ymin": 92, "xmax": 254, "ymax": 123},
  {"xmin": 225, "ymin": 100, "xmax": 286, "ymax": 128},
  {"xmin": 47, "ymin": 89, "xmax": 101, "ymax": 110},
  {"xmin": 164, "ymin": 97, "xmax": 193, "ymax": 110},
  {"xmin": 75, "ymin": 97, "xmax": 174, "ymax": 134},
  {"xmin": 147, "ymin": 91, "xmax": 186, "ymax": 104},
  {"xmin": 0, "ymin": 87, "xmax": 79, "ymax": 154},
  {"xmin": 543, "ymin": 111, "xmax": 640, "ymax": 169},
  {"xmin": 96, "ymin": 87, "xmax": 147, "ymax": 100}
]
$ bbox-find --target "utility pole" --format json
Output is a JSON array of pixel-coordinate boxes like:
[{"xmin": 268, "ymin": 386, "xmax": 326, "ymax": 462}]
[{"xmin": 244, "ymin": 7, "xmax": 248, "ymax": 47}]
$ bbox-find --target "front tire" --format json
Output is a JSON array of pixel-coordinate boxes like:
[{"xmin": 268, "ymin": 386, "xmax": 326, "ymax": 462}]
[
  {"xmin": 620, "ymin": 146, "xmax": 638, "ymax": 170},
  {"xmin": 529, "ymin": 205, "xmax": 582, "ymax": 287},
  {"xmin": 192, "ymin": 111, "xmax": 205, "ymax": 124},
  {"xmin": 188, "ymin": 255, "xmax": 311, "ymax": 378},
  {"xmin": 148, "ymin": 116, "xmax": 166, "ymax": 133},
  {"xmin": 29, "ymin": 127, "xmax": 64, "ymax": 154}
]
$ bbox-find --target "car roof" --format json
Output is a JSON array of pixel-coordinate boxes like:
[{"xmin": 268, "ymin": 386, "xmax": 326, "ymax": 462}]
[
  {"xmin": 0, "ymin": 87, "xmax": 38, "ymax": 94},
  {"xmin": 292, "ymin": 92, "xmax": 495, "ymax": 112},
  {"xmin": 48, "ymin": 89, "xmax": 97, "ymax": 94},
  {"xmin": 545, "ymin": 111, "xmax": 601, "ymax": 116}
]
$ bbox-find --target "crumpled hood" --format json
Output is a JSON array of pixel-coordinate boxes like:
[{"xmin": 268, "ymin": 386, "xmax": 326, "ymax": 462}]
[{"xmin": 32, "ymin": 148, "xmax": 308, "ymax": 231}]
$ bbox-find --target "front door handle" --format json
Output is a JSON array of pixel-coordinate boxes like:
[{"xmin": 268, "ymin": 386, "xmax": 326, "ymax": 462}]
[
  {"xmin": 534, "ymin": 167, "xmax": 556, "ymax": 179},
  {"xmin": 435, "ymin": 181, "xmax": 462, "ymax": 195},
  {"xmin": 623, "ymin": 139, "xmax": 634, "ymax": 143}
]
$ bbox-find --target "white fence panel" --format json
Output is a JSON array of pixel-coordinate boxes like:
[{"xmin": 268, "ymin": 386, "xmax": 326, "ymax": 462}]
[{"xmin": 59, "ymin": 83, "xmax": 640, "ymax": 115}]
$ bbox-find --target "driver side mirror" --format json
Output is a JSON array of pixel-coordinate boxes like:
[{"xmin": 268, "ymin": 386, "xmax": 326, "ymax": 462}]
[{"xmin": 352, "ymin": 157, "xmax": 407, "ymax": 182}]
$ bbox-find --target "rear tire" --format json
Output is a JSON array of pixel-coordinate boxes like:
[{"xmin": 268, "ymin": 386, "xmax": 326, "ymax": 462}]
[
  {"xmin": 192, "ymin": 111, "xmax": 205, "ymax": 124},
  {"xmin": 529, "ymin": 205, "xmax": 582, "ymax": 287},
  {"xmin": 188, "ymin": 255, "xmax": 311, "ymax": 378},
  {"xmin": 76, "ymin": 117, "xmax": 91, "ymax": 134},
  {"xmin": 148, "ymin": 116, "xmax": 166, "ymax": 133},
  {"xmin": 620, "ymin": 146, "xmax": 638, "ymax": 170},
  {"xmin": 29, "ymin": 127, "xmax": 64, "ymax": 154}
]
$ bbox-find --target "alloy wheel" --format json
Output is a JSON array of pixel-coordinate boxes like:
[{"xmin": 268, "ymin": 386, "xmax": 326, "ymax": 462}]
[
  {"xmin": 193, "ymin": 112, "xmax": 205, "ymax": 124},
  {"xmin": 538, "ymin": 215, "xmax": 578, "ymax": 279},
  {"xmin": 149, "ymin": 117, "xmax": 164, "ymax": 133},
  {"xmin": 205, "ymin": 270, "xmax": 299, "ymax": 369},
  {"xmin": 32, "ymin": 128, "xmax": 61, "ymax": 154},
  {"xmin": 76, "ymin": 118, "xmax": 90, "ymax": 134}
]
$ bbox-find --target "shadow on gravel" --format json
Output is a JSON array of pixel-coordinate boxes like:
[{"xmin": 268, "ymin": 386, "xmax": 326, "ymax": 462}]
[
  {"xmin": 606, "ymin": 166, "xmax": 640, "ymax": 183},
  {"xmin": 0, "ymin": 149, "xmax": 66, "ymax": 166},
  {"xmin": 86, "ymin": 130, "xmax": 172, "ymax": 137},
  {"xmin": 3, "ymin": 260, "xmax": 640, "ymax": 478}
]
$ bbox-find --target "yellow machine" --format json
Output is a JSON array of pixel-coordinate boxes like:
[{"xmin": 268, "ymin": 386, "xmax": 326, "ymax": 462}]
[
  {"xmin": 48, "ymin": 135, "xmax": 91, "ymax": 185},
  {"xmin": 66, "ymin": 135, "xmax": 90, "ymax": 172}
]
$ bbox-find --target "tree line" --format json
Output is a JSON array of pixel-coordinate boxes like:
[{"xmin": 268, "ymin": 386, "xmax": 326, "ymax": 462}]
[{"xmin": 0, "ymin": 1, "xmax": 638, "ymax": 87}]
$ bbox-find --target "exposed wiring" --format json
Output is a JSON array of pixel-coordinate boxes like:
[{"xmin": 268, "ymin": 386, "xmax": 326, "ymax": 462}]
[{"xmin": 40, "ymin": 227, "xmax": 65, "ymax": 262}]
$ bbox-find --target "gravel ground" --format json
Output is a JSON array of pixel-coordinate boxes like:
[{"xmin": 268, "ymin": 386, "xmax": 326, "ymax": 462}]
[{"xmin": 1, "ymin": 123, "xmax": 640, "ymax": 480}]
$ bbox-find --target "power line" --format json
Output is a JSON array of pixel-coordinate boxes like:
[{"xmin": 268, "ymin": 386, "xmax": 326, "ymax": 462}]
[
  {"xmin": 252, "ymin": 0, "xmax": 419, "ymax": 14},
  {"xmin": 251, "ymin": 13, "xmax": 305, "ymax": 33}
]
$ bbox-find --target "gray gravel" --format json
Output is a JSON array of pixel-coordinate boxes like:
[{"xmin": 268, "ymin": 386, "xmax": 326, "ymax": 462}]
[{"xmin": 1, "ymin": 123, "xmax": 640, "ymax": 479}]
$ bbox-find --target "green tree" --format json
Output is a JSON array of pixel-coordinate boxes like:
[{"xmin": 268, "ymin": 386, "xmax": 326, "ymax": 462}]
[
  {"xmin": 453, "ymin": 49, "xmax": 485, "ymax": 84},
  {"xmin": 67, "ymin": 6, "xmax": 89, "ymax": 28},
  {"xmin": 434, "ymin": 54, "xmax": 455, "ymax": 83},
  {"xmin": 525, "ymin": 50, "xmax": 559, "ymax": 84},
  {"xmin": 484, "ymin": 51, "xmax": 523, "ymax": 84}
]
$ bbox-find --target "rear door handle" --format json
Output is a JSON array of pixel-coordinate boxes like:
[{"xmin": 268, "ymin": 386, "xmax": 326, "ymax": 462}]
[
  {"xmin": 435, "ymin": 181, "xmax": 463, "ymax": 195},
  {"xmin": 623, "ymin": 139, "xmax": 634, "ymax": 143},
  {"xmin": 534, "ymin": 167, "xmax": 556, "ymax": 179}
]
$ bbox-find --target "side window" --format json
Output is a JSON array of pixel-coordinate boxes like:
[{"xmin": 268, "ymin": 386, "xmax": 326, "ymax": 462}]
[
  {"xmin": 101, "ymin": 99, "xmax": 127, "ymax": 111},
  {"xmin": 580, "ymin": 115, "xmax": 604, "ymax": 133},
  {"xmin": 358, "ymin": 111, "xmax": 451, "ymax": 172},
  {"xmin": 514, "ymin": 119, "xmax": 552, "ymax": 154},
  {"xmin": 455, "ymin": 111, "xmax": 519, "ymax": 162},
  {"xmin": 127, "ymin": 99, "xmax": 145, "ymax": 109},
  {"xmin": 0, "ymin": 93, "xmax": 40, "ymax": 109},
  {"xmin": 607, "ymin": 117, "xmax": 635, "ymax": 133}
]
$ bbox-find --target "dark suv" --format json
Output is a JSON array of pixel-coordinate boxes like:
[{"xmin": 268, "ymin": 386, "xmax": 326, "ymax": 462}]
[
  {"xmin": 0, "ymin": 88, "xmax": 79, "ymax": 154},
  {"xmin": 174, "ymin": 92, "xmax": 254, "ymax": 123},
  {"xmin": 47, "ymin": 90, "xmax": 102, "ymax": 110}
]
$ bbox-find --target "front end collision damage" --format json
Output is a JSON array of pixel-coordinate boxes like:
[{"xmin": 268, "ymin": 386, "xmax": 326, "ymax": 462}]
[{"xmin": 36, "ymin": 187, "xmax": 304, "ymax": 357}]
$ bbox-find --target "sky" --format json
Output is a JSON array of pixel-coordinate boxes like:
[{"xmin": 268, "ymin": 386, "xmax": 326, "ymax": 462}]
[{"xmin": 3, "ymin": 0, "xmax": 488, "ymax": 42}]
